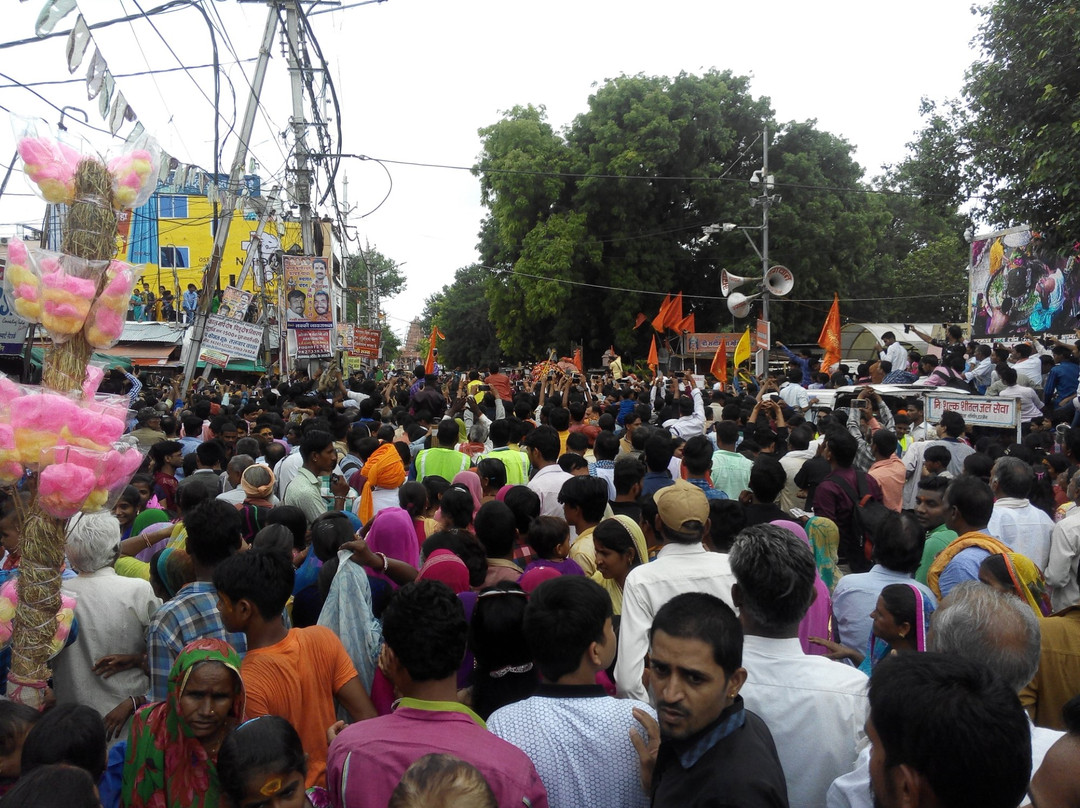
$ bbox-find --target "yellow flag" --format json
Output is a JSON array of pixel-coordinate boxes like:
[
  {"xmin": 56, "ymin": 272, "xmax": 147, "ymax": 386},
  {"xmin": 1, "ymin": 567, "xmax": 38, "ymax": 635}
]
[{"xmin": 733, "ymin": 327, "xmax": 752, "ymax": 368}]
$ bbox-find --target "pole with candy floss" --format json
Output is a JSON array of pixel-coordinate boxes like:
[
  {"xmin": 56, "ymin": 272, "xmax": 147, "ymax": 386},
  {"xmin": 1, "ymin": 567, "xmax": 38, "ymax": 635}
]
[
  {"xmin": 84, "ymin": 261, "xmax": 142, "ymax": 349},
  {"xmin": 2, "ymin": 238, "xmax": 43, "ymax": 324}
]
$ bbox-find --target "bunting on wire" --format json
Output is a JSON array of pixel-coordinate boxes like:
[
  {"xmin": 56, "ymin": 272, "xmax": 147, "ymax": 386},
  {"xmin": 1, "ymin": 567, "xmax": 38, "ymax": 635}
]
[
  {"xmin": 710, "ymin": 338, "xmax": 727, "ymax": 384},
  {"xmin": 818, "ymin": 293, "xmax": 842, "ymax": 372}
]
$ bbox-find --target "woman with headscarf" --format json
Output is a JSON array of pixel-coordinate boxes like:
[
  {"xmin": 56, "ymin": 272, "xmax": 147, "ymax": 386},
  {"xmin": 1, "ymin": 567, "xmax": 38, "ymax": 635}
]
[
  {"xmin": 804, "ymin": 515, "xmax": 843, "ymax": 593},
  {"xmin": 451, "ymin": 471, "xmax": 483, "ymax": 520},
  {"xmin": 52, "ymin": 512, "xmax": 160, "ymax": 744},
  {"xmin": 772, "ymin": 519, "xmax": 833, "ymax": 656},
  {"xmin": 589, "ymin": 515, "xmax": 649, "ymax": 619},
  {"xmin": 361, "ymin": 507, "xmax": 421, "ymax": 590},
  {"xmin": 121, "ymin": 638, "xmax": 245, "ymax": 808},
  {"xmin": 979, "ymin": 552, "xmax": 1054, "ymax": 617},
  {"xmin": 355, "ymin": 438, "xmax": 407, "ymax": 526}
]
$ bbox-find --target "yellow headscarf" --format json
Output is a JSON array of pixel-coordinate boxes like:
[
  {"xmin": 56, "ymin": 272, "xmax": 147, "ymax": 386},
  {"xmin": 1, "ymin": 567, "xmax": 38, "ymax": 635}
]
[{"xmin": 590, "ymin": 515, "xmax": 649, "ymax": 615}]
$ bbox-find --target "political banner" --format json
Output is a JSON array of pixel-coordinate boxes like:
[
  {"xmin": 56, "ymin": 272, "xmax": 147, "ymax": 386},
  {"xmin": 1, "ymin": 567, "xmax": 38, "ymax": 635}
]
[
  {"xmin": 343, "ymin": 354, "xmax": 365, "ymax": 374},
  {"xmin": 283, "ymin": 255, "xmax": 333, "ymax": 326},
  {"xmin": 218, "ymin": 286, "xmax": 252, "ymax": 321},
  {"xmin": 684, "ymin": 332, "xmax": 743, "ymax": 356},
  {"xmin": 202, "ymin": 315, "xmax": 264, "ymax": 362},
  {"xmin": 336, "ymin": 324, "xmax": 355, "ymax": 351},
  {"xmin": 294, "ymin": 325, "xmax": 333, "ymax": 358},
  {"xmin": 199, "ymin": 348, "xmax": 229, "ymax": 368},
  {"xmin": 354, "ymin": 327, "xmax": 381, "ymax": 358}
]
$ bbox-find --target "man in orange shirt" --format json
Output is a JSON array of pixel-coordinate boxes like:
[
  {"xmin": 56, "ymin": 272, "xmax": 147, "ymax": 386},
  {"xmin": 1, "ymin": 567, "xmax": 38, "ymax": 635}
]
[
  {"xmin": 214, "ymin": 548, "xmax": 377, "ymax": 788},
  {"xmin": 868, "ymin": 429, "xmax": 906, "ymax": 512}
]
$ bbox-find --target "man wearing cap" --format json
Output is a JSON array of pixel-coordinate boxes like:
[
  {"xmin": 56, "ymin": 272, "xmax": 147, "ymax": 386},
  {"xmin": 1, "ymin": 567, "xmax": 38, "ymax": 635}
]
[
  {"xmin": 129, "ymin": 407, "xmax": 166, "ymax": 452},
  {"xmin": 615, "ymin": 479, "xmax": 737, "ymax": 703}
]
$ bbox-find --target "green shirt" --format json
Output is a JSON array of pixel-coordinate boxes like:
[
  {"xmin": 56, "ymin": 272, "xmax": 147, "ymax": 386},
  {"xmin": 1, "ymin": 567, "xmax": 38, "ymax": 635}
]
[
  {"xmin": 481, "ymin": 447, "xmax": 530, "ymax": 486},
  {"xmin": 283, "ymin": 467, "xmax": 330, "ymax": 526},
  {"xmin": 915, "ymin": 523, "xmax": 959, "ymax": 585},
  {"xmin": 414, "ymin": 447, "xmax": 470, "ymax": 482}
]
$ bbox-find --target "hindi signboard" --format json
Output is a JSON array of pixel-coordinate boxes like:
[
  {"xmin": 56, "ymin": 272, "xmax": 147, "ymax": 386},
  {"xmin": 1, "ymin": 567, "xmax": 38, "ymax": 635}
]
[
  {"xmin": 924, "ymin": 393, "xmax": 1019, "ymax": 430},
  {"xmin": 755, "ymin": 319, "xmax": 771, "ymax": 352},
  {"xmin": 199, "ymin": 348, "xmax": 229, "ymax": 369},
  {"xmin": 684, "ymin": 332, "xmax": 743, "ymax": 356},
  {"xmin": 202, "ymin": 315, "xmax": 265, "ymax": 362},
  {"xmin": 354, "ymin": 328, "xmax": 381, "ymax": 359},
  {"xmin": 294, "ymin": 326, "xmax": 333, "ymax": 358}
]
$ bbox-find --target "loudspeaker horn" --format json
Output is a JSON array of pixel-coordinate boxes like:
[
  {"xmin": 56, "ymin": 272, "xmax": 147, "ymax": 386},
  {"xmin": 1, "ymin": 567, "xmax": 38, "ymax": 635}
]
[
  {"xmin": 765, "ymin": 265, "xmax": 794, "ymax": 297},
  {"xmin": 726, "ymin": 291, "xmax": 761, "ymax": 318},
  {"xmin": 721, "ymin": 269, "xmax": 758, "ymax": 297}
]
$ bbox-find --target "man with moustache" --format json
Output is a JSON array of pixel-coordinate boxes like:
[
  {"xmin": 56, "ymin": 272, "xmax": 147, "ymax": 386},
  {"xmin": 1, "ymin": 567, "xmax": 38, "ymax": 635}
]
[{"xmin": 631, "ymin": 592, "xmax": 788, "ymax": 807}]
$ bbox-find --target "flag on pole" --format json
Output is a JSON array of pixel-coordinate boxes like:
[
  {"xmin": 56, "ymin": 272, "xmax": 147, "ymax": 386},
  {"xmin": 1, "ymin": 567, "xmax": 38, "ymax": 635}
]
[
  {"xmin": 651, "ymin": 294, "xmax": 672, "ymax": 333},
  {"xmin": 663, "ymin": 292, "xmax": 684, "ymax": 330},
  {"xmin": 572, "ymin": 347, "xmax": 584, "ymax": 374},
  {"xmin": 817, "ymin": 293, "xmax": 842, "ymax": 372},
  {"xmin": 733, "ymin": 327, "xmax": 752, "ymax": 368},
  {"xmin": 676, "ymin": 312, "xmax": 696, "ymax": 334},
  {"xmin": 424, "ymin": 325, "xmax": 445, "ymax": 375},
  {"xmin": 710, "ymin": 338, "xmax": 728, "ymax": 384},
  {"xmin": 634, "ymin": 312, "xmax": 647, "ymax": 329},
  {"xmin": 647, "ymin": 334, "xmax": 659, "ymax": 371}
]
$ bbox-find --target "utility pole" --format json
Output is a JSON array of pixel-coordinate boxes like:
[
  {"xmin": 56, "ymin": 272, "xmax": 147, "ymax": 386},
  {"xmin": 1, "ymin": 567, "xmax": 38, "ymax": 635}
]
[
  {"xmin": 181, "ymin": 7, "xmax": 278, "ymax": 395},
  {"xmin": 284, "ymin": 1, "xmax": 314, "ymax": 252},
  {"xmin": 757, "ymin": 129, "xmax": 771, "ymax": 376}
]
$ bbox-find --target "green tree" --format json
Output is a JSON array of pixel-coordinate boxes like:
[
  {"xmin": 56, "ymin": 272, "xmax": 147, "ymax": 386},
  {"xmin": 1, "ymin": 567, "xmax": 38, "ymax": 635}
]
[
  {"xmin": 422, "ymin": 265, "xmax": 501, "ymax": 368},
  {"xmin": 344, "ymin": 242, "xmax": 407, "ymax": 325},
  {"xmin": 380, "ymin": 325, "xmax": 401, "ymax": 362}
]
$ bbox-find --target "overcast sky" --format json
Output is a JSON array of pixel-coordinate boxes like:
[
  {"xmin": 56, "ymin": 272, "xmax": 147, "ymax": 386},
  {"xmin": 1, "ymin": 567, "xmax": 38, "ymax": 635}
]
[{"xmin": 0, "ymin": 1, "xmax": 984, "ymax": 340}]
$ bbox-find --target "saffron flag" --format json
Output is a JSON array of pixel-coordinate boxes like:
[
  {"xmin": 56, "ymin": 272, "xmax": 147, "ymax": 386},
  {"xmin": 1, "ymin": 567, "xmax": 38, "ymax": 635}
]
[
  {"xmin": 733, "ymin": 327, "xmax": 752, "ymax": 368},
  {"xmin": 647, "ymin": 334, "xmax": 659, "ymax": 371},
  {"xmin": 664, "ymin": 292, "xmax": 684, "ymax": 330},
  {"xmin": 572, "ymin": 348, "xmax": 584, "ymax": 374},
  {"xmin": 651, "ymin": 294, "xmax": 672, "ymax": 333},
  {"xmin": 424, "ymin": 325, "xmax": 445, "ymax": 375},
  {"xmin": 710, "ymin": 338, "xmax": 727, "ymax": 385},
  {"xmin": 634, "ymin": 312, "xmax": 647, "ymax": 329},
  {"xmin": 676, "ymin": 313, "xmax": 696, "ymax": 333},
  {"xmin": 818, "ymin": 293, "xmax": 842, "ymax": 372}
]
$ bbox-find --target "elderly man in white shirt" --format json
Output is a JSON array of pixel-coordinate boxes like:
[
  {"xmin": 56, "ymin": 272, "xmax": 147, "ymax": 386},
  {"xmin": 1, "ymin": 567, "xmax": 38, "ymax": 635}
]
[
  {"xmin": 987, "ymin": 455, "xmax": 1054, "ymax": 571},
  {"xmin": 731, "ymin": 523, "xmax": 869, "ymax": 808}
]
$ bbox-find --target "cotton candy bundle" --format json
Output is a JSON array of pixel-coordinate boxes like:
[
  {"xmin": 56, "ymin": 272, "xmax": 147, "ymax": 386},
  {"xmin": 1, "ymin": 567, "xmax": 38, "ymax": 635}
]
[
  {"xmin": 82, "ymin": 365, "xmax": 104, "ymax": 400},
  {"xmin": 38, "ymin": 463, "xmax": 96, "ymax": 518},
  {"xmin": 61, "ymin": 405, "xmax": 125, "ymax": 453},
  {"xmin": 0, "ymin": 425, "xmax": 22, "ymax": 485},
  {"xmin": 0, "ymin": 580, "xmax": 76, "ymax": 659},
  {"xmin": 10, "ymin": 393, "xmax": 76, "ymax": 466},
  {"xmin": 0, "ymin": 374, "xmax": 24, "ymax": 410},
  {"xmin": 84, "ymin": 261, "xmax": 139, "ymax": 348},
  {"xmin": 3, "ymin": 238, "xmax": 43, "ymax": 323},
  {"xmin": 16, "ymin": 136, "xmax": 80, "ymax": 205},
  {"xmin": 86, "ymin": 445, "xmax": 144, "ymax": 512},
  {"xmin": 40, "ymin": 254, "xmax": 98, "ymax": 338},
  {"xmin": 107, "ymin": 149, "xmax": 158, "ymax": 210}
]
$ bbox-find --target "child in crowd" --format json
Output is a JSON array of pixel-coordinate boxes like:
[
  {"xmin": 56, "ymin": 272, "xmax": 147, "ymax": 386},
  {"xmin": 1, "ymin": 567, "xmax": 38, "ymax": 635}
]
[{"xmin": 523, "ymin": 516, "xmax": 585, "ymax": 577}]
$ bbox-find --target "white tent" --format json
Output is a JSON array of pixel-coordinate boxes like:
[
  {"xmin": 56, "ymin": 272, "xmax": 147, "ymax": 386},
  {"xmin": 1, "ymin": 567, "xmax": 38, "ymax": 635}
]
[{"xmin": 840, "ymin": 323, "xmax": 939, "ymax": 362}]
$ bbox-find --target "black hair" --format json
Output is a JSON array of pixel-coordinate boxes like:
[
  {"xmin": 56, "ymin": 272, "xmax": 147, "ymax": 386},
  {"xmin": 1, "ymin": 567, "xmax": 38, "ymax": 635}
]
[
  {"xmin": 592, "ymin": 518, "xmax": 643, "ymax": 568},
  {"xmin": 20, "ymin": 704, "xmax": 106, "ymax": 781},
  {"xmin": 978, "ymin": 553, "xmax": 1014, "ymax": 592},
  {"xmin": 147, "ymin": 440, "xmax": 183, "ymax": 472},
  {"xmin": 826, "ymin": 430, "xmax": 858, "ymax": 468},
  {"xmin": 557, "ymin": 476, "xmax": 609, "ymax": 523},
  {"xmin": 924, "ymin": 445, "xmax": 951, "ymax": 467},
  {"xmin": 213, "ymin": 548, "xmax": 294, "ymax": 619},
  {"xmin": 963, "ymin": 453, "xmax": 994, "ymax": 484},
  {"xmin": 436, "ymin": 420, "xmax": 459, "ymax": 448},
  {"xmin": 195, "ymin": 440, "xmax": 225, "ymax": 469},
  {"xmin": 474, "ymin": 500, "xmax": 517, "ymax": 559},
  {"xmin": 181, "ymin": 415, "xmax": 204, "ymax": 440},
  {"xmin": 872, "ymin": 429, "xmax": 898, "ymax": 457},
  {"xmin": 944, "ymin": 475, "xmax": 994, "ymax": 528},
  {"xmin": 421, "ymin": 475, "xmax": 452, "ymax": 510},
  {"xmin": 565, "ymin": 431, "xmax": 589, "ymax": 454},
  {"xmin": 183, "ymin": 499, "xmax": 242, "ymax": 567},
  {"xmin": 422, "ymin": 530, "xmax": 488, "ymax": 588},
  {"xmin": 1, "ymin": 765, "xmax": 100, "ymax": 808},
  {"xmin": 549, "ymin": 407, "xmax": 570, "ymax": 432},
  {"xmin": 250, "ymin": 524, "xmax": 294, "ymax": 557},
  {"xmin": 476, "ymin": 458, "xmax": 507, "ymax": 491},
  {"xmin": 788, "ymin": 425, "xmax": 812, "ymax": 451},
  {"xmin": 557, "ymin": 453, "xmax": 589, "ymax": 474},
  {"xmin": 748, "ymin": 455, "xmax": 786, "ymax": 503},
  {"xmin": 0, "ymin": 701, "xmax": 37, "ymax": 757},
  {"xmin": 873, "ymin": 512, "xmax": 924, "ymax": 573},
  {"xmin": 708, "ymin": 498, "xmax": 746, "ymax": 553},
  {"xmin": 397, "ymin": 482, "xmax": 428, "ymax": 519},
  {"xmin": 502, "ymin": 485, "xmax": 541, "ymax": 536},
  {"xmin": 868, "ymin": 652, "xmax": 1031, "ymax": 808},
  {"xmin": 715, "ymin": 420, "xmax": 740, "ymax": 446},
  {"xmin": 439, "ymin": 486, "xmax": 475, "ymax": 530},
  {"xmin": 878, "ymin": 583, "xmax": 918, "ymax": 634},
  {"xmin": 488, "ymin": 419, "xmax": 511, "ymax": 448},
  {"xmin": 525, "ymin": 576, "xmax": 612, "ymax": 682},
  {"xmin": 299, "ymin": 430, "xmax": 334, "ymax": 462},
  {"xmin": 594, "ymin": 430, "xmax": 620, "ymax": 462},
  {"xmin": 681, "ymin": 435, "xmax": 714, "ymax": 476},
  {"xmin": 117, "ymin": 484, "xmax": 142, "ymax": 508},
  {"xmin": 525, "ymin": 426, "xmax": 561, "ymax": 463},
  {"xmin": 650, "ymin": 592, "xmax": 742, "ymax": 675},
  {"xmin": 218, "ymin": 715, "xmax": 308, "ymax": 806},
  {"xmin": 527, "ymin": 515, "xmax": 569, "ymax": 560},
  {"xmin": 382, "ymin": 580, "xmax": 468, "ymax": 682},
  {"xmin": 470, "ymin": 582, "xmax": 537, "ymax": 719},
  {"xmin": 644, "ymin": 434, "xmax": 675, "ymax": 473},
  {"xmin": 613, "ymin": 455, "xmax": 645, "ymax": 495},
  {"xmin": 265, "ymin": 505, "xmax": 308, "ymax": 551}
]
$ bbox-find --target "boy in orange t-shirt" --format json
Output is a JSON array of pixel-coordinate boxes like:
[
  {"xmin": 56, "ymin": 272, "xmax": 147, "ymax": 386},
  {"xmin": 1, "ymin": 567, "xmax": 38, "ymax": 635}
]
[{"xmin": 214, "ymin": 549, "xmax": 377, "ymax": 788}]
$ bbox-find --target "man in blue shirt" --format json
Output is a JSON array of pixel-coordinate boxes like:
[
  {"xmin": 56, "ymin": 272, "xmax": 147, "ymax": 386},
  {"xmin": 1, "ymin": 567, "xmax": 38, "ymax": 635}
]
[
  {"xmin": 682, "ymin": 436, "xmax": 727, "ymax": 501},
  {"xmin": 182, "ymin": 283, "xmax": 199, "ymax": 325},
  {"xmin": 642, "ymin": 433, "xmax": 676, "ymax": 497},
  {"xmin": 1045, "ymin": 345, "xmax": 1079, "ymax": 421}
]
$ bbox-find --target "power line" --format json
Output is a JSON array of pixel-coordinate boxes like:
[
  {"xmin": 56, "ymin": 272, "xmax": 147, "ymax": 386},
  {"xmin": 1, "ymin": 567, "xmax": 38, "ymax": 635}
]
[{"xmin": 0, "ymin": 60, "xmax": 256, "ymax": 90}]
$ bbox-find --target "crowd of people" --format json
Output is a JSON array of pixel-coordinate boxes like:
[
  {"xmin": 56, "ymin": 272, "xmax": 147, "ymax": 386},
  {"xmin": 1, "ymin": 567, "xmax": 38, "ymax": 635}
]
[{"xmin": 1, "ymin": 331, "xmax": 1080, "ymax": 808}]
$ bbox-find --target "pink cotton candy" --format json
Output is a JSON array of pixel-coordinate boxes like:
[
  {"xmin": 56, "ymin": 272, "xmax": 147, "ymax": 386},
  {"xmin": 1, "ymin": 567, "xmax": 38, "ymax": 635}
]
[
  {"xmin": 0, "ymin": 424, "xmax": 15, "ymax": 452},
  {"xmin": 98, "ymin": 448, "xmax": 143, "ymax": 490},
  {"xmin": 82, "ymin": 365, "xmax": 104, "ymax": 399},
  {"xmin": 42, "ymin": 272, "xmax": 96, "ymax": 299},
  {"xmin": 7, "ymin": 238, "xmax": 27, "ymax": 265},
  {"xmin": 0, "ymin": 462, "xmax": 22, "ymax": 485},
  {"xmin": 0, "ymin": 377, "xmax": 22, "ymax": 409},
  {"xmin": 38, "ymin": 462, "xmax": 95, "ymax": 518},
  {"xmin": 13, "ymin": 284, "xmax": 39, "ymax": 302}
]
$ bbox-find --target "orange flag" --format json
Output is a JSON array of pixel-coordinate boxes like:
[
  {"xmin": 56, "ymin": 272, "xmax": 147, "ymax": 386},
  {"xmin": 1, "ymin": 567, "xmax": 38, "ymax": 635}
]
[
  {"xmin": 572, "ymin": 347, "xmax": 584, "ymax": 374},
  {"xmin": 651, "ymin": 294, "xmax": 672, "ymax": 332},
  {"xmin": 710, "ymin": 338, "xmax": 727, "ymax": 384},
  {"xmin": 817, "ymin": 293, "xmax": 842, "ymax": 372},
  {"xmin": 634, "ymin": 312, "xmax": 647, "ymax": 329},
  {"xmin": 424, "ymin": 325, "xmax": 446, "ymax": 375},
  {"xmin": 647, "ymin": 334, "xmax": 659, "ymax": 371},
  {"xmin": 664, "ymin": 292, "xmax": 684, "ymax": 330},
  {"xmin": 676, "ymin": 313, "xmax": 696, "ymax": 333}
]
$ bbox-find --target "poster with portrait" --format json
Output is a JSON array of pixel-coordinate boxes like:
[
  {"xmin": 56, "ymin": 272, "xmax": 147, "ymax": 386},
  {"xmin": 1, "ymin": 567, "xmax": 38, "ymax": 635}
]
[
  {"xmin": 969, "ymin": 227, "xmax": 1080, "ymax": 336},
  {"xmin": 218, "ymin": 286, "xmax": 252, "ymax": 321},
  {"xmin": 282, "ymin": 255, "xmax": 334, "ymax": 326}
]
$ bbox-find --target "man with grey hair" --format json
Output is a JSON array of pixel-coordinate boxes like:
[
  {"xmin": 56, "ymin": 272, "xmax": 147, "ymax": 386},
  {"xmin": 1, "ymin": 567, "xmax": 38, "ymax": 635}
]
[
  {"xmin": 731, "ymin": 523, "xmax": 869, "ymax": 808},
  {"xmin": 987, "ymin": 456, "xmax": 1054, "ymax": 571},
  {"xmin": 827, "ymin": 581, "xmax": 1062, "ymax": 808},
  {"xmin": 218, "ymin": 462, "xmax": 280, "ymax": 508},
  {"xmin": 216, "ymin": 454, "xmax": 255, "ymax": 506},
  {"xmin": 53, "ymin": 512, "xmax": 160, "ymax": 740}
]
